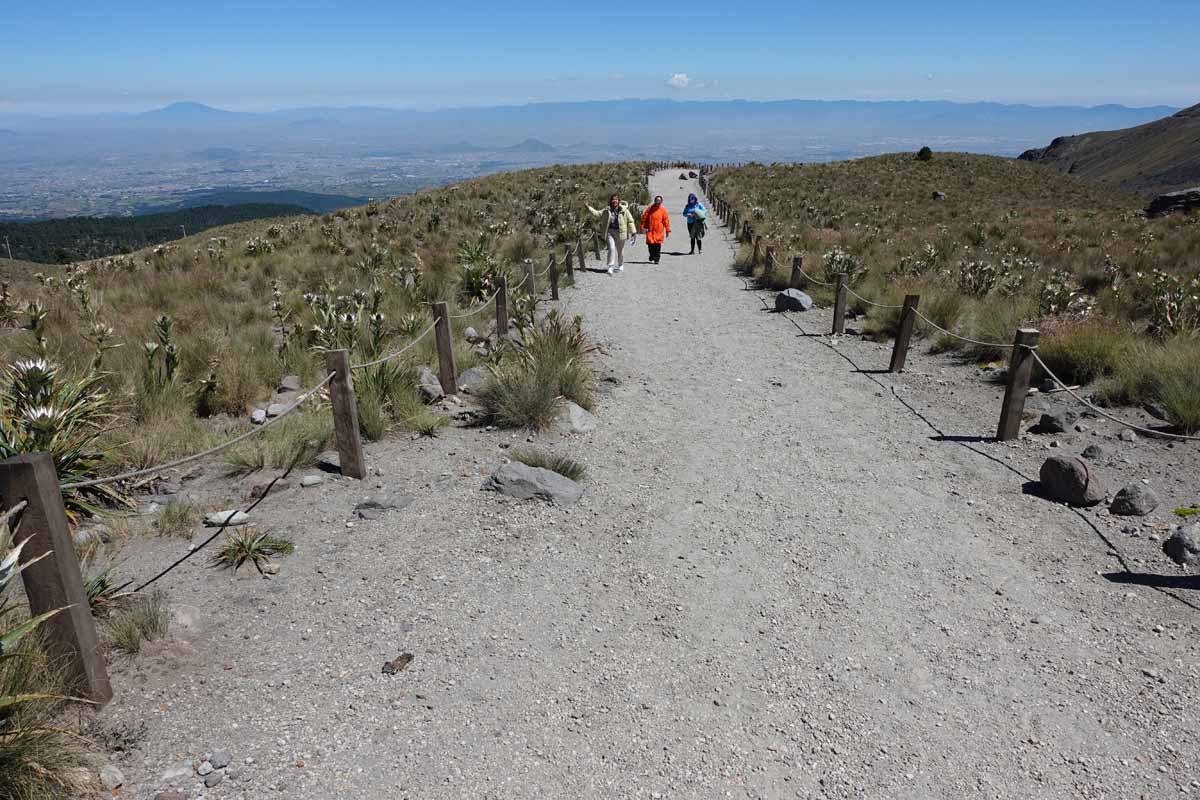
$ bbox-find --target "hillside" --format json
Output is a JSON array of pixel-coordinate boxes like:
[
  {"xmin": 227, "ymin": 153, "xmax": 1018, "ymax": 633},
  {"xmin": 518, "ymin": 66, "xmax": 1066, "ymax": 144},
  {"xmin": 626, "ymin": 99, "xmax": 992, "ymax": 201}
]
[
  {"xmin": 0, "ymin": 204, "xmax": 313, "ymax": 264},
  {"xmin": 1019, "ymin": 102, "xmax": 1200, "ymax": 196}
]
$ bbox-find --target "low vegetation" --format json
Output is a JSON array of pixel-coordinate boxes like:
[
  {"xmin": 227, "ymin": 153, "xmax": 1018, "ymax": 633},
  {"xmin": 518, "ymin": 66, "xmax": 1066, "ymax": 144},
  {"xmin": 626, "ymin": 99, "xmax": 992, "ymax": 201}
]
[
  {"xmin": 509, "ymin": 447, "xmax": 587, "ymax": 481},
  {"xmin": 211, "ymin": 528, "xmax": 295, "ymax": 574},
  {"xmin": 0, "ymin": 162, "xmax": 649, "ymax": 488},
  {"xmin": 103, "ymin": 590, "xmax": 169, "ymax": 654},
  {"xmin": 712, "ymin": 154, "xmax": 1200, "ymax": 430}
]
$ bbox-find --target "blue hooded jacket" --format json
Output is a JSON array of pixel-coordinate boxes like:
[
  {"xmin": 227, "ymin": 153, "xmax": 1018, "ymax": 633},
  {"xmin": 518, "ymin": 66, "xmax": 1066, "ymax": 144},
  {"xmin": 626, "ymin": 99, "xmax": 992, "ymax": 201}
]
[{"xmin": 683, "ymin": 194, "xmax": 706, "ymax": 222}]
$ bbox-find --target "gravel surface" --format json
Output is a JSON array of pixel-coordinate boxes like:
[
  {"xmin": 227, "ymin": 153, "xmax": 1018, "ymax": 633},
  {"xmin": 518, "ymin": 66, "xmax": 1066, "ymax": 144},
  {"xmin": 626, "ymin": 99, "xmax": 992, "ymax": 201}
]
[{"xmin": 95, "ymin": 172, "xmax": 1198, "ymax": 799}]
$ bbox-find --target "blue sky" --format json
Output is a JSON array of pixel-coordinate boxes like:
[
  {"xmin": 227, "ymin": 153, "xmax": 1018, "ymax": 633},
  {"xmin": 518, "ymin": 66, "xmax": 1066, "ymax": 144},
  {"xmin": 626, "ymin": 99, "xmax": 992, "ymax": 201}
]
[{"xmin": 3, "ymin": 0, "xmax": 1197, "ymax": 113}]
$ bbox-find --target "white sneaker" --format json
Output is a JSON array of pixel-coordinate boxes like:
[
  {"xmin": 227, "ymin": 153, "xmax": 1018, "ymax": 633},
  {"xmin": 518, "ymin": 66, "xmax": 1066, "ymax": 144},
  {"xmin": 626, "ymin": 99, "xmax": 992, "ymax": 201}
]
[
  {"xmin": 615, "ymin": 265, "xmax": 624, "ymax": 272},
  {"xmin": 606, "ymin": 267, "xmax": 615, "ymax": 275}
]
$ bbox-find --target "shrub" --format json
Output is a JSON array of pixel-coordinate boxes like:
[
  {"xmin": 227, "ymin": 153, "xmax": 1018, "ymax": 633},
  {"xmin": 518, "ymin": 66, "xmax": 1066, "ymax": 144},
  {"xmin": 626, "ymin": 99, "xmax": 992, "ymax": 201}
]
[
  {"xmin": 225, "ymin": 410, "xmax": 332, "ymax": 474},
  {"xmin": 916, "ymin": 146, "xmax": 933, "ymax": 162},
  {"xmin": 1038, "ymin": 322, "xmax": 1128, "ymax": 386},
  {"xmin": 1098, "ymin": 337, "xmax": 1200, "ymax": 432},
  {"xmin": 509, "ymin": 447, "xmax": 586, "ymax": 481},
  {"xmin": 104, "ymin": 590, "xmax": 169, "ymax": 654},
  {"xmin": 479, "ymin": 310, "xmax": 596, "ymax": 429},
  {"xmin": 154, "ymin": 501, "xmax": 201, "ymax": 538}
]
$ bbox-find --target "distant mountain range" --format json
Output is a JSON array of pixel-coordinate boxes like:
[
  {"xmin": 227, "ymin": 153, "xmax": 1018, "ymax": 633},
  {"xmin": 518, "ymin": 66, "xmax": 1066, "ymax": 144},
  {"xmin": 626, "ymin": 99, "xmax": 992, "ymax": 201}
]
[
  {"xmin": 1020, "ymin": 103, "xmax": 1200, "ymax": 197},
  {"xmin": 137, "ymin": 188, "xmax": 369, "ymax": 215}
]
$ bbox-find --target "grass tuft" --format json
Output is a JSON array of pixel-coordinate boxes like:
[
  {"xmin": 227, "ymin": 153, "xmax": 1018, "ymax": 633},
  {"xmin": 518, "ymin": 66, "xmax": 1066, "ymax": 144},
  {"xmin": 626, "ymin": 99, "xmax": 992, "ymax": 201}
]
[
  {"xmin": 211, "ymin": 528, "xmax": 295, "ymax": 574},
  {"xmin": 104, "ymin": 590, "xmax": 169, "ymax": 654},
  {"xmin": 509, "ymin": 447, "xmax": 587, "ymax": 481}
]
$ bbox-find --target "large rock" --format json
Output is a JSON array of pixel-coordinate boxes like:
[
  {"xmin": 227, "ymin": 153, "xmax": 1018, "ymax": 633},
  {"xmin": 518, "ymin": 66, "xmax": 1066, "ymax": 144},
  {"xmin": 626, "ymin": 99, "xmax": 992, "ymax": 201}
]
[
  {"xmin": 775, "ymin": 289, "xmax": 814, "ymax": 312},
  {"xmin": 556, "ymin": 401, "xmax": 597, "ymax": 433},
  {"xmin": 353, "ymin": 493, "xmax": 414, "ymax": 520},
  {"xmin": 204, "ymin": 510, "xmax": 250, "ymax": 527},
  {"xmin": 1147, "ymin": 187, "xmax": 1200, "ymax": 218},
  {"xmin": 1033, "ymin": 411, "xmax": 1078, "ymax": 434},
  {"xmin": 1039, "ymin": 456, "xmax": 1104, "ymax": 506},
  {"xmin": 1163, "ymin": 524, "xmax": 1200, "ymax": 566},
  {"xmin": 457, "ymin": 366, "xmax": 491, "ymax": 394},
  {"xmin": 418, "ymin": 366, "xmax": 444, "ymax": 403},
  {"xmin": 277, "ymin": 375, "xmax": 303, "ymax": 393},
  {"xmin": 1109, "ymin": 483, "xmax": 1159, "ymax": 516},
  {"xmin": 483, "ymin": 462, "xmax": 583, "ymax": 505}
]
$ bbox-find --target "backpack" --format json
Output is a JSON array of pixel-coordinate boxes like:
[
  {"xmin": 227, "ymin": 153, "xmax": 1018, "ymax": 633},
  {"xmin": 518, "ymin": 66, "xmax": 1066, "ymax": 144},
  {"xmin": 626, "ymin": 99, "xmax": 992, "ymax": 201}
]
[{"xmin": 692, "ymin": 206, "xmax": 707, "ymax": 221}]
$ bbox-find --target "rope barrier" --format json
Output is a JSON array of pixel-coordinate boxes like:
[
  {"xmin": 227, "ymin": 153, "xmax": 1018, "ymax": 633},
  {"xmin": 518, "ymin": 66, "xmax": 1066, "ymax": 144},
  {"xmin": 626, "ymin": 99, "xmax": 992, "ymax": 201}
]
[
  {"xmin": 448, "ymin": 289, "xmax": 500, "ymax": 320},
  {"xmin": 1026, "ymin": 349, "xmax": 1200, "ymax": 442},
  {"xmin": 60, "ymin": 372, "xmax": 336, "ymax": 490},
  {"xmin": 911, "ymin": 308, "xmax": 1014, "ymax": 350},
  {"xmin": 793, "ymin": 264, "xmax": 835, "ymax": 288},
  {"xmin": 351, "ymin": 321, "xmax": 437, "ymax": 370},
  {"xmin": 845, "ymin": 285, "xmax": 904, "ymax": 310}
]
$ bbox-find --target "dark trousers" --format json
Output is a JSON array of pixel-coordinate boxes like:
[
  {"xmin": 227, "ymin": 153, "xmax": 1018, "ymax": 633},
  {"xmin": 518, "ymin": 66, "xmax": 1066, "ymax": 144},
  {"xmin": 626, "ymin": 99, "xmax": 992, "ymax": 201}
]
[
  {"xmin": 688, "ymin": 221, "xmax": 704, "ymax": 252},
  {"xmin": 648, "ymin": 242, "xmax": 662, "ymax": 263}
]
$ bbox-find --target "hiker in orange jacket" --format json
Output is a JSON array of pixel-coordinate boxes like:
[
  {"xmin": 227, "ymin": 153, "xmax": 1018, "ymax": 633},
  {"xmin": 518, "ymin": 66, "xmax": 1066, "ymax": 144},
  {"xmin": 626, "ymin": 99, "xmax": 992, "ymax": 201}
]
[{"xmin": 641, "ymin": 195, "xmax": 671, "ymax": 264}]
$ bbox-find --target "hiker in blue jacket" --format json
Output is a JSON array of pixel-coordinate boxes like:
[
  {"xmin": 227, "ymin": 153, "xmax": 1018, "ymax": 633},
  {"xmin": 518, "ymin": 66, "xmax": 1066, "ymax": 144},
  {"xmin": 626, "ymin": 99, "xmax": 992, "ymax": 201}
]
[{"xmin": 683, "ymin": 193, "xmax": 707, "ymax": 255}]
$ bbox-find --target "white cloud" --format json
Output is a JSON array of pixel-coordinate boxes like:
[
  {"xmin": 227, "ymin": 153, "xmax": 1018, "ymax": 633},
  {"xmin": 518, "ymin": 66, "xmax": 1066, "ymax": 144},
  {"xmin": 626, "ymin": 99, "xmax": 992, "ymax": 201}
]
[{"xmin": 667, "ymin": 73, "xmax": 690, "ymax": 89}]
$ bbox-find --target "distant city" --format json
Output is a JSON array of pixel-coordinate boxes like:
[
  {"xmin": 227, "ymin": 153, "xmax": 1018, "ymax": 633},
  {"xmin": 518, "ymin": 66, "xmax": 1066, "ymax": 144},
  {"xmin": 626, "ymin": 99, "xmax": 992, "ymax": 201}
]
[{"xmin": 0, "ymin": 98, "xmax": 1177, "ymax": 221}]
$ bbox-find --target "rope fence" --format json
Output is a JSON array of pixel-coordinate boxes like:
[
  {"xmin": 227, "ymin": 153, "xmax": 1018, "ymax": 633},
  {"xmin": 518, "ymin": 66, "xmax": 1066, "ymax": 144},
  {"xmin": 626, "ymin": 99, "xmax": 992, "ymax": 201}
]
[
  {"xmin": 351, "ymin": 321, "xmax": 437, "ymax": 370},
  {"xmin": 911, "ymin": 308, "xmax": 1015, "ymax": 350}
]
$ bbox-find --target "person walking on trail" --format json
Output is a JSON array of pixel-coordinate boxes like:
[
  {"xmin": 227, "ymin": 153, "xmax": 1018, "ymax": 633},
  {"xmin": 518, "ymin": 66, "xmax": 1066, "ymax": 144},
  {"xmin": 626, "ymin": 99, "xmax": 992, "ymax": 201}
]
[
  {"xmin": 683, "ymin": 193, "xmax": 706, "ymax": 255},
  {"xmin": 586, "ymin": 194, "xmax": 638, "ymax": 275},
  {"xmin": 641, "ymin": 195, "xmax": 671, "ymax": 264}
]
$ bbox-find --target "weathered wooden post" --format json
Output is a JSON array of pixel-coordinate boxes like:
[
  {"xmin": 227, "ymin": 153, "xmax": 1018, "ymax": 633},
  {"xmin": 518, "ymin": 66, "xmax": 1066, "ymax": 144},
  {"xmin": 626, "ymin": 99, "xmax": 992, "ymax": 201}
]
[
  {"xmin": 0, "ymin": 453, "xmax": 112, "ymax": 704},
  {"xmin": 432, "ymin": 302, "xmax": 458, "ymax": 396},
  {"xmin": 563, "ymin": 247, "xmax": 574, "ymax": 280},
  {"xmin": 592, "ymin": 235, "xmax": 602, "ymax": 261},
  {"xmin": 888, "ymin": 295, "xmax": 921, "ymax": 373},
  {"xmin": 832, "ymin": 273, "xmax": 848, "ymax": 335},
  {"xmin": 996, "ymin": 328, "xmax": 1041, "ymax": 441},
  {"xmin": 549, "ymin": 257, "xmax": 560, "ymax": 300},
  {"xmin": 575, "ymin": 241, "xmax": 585, "ymax": 274},
  {"xmin": 523, "ymin": 258, "xmax": 537, "ymax": 296},
  {"xmin": 496, "ymin": 277, "xmax": 509, "ymax": 340},
  {"xmin": 325, "ymin": 349, "xmax": 367, "ymax": 479},
  {"xmin": 764, "ymin": 246, "xmax": 776, "ymax": 280},
  {"xmin": 752, "ymin": 235, "xmax": 762, "ymax": 268},
  {"xmin": 788, "ymin": 255, "xmax": 806, "ymax": 289}
]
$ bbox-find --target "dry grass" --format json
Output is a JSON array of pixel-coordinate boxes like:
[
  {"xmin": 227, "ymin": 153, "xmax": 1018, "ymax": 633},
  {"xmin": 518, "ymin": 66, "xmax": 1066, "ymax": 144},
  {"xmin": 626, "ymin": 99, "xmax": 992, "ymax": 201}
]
[
  {"xmin": 1, "ymin": 163, "xmax": 650, "ymax": 481},
  {"xmin": 104, "ymin": 590, "xmax": 169, "ymax": 655},
  {"xmin": 711, "ymin": 155, "xmax": 1200, "ymax": 405},
  {"xmin": 509, "ymin": 447, "xmax": 587, "ymax": 481}
]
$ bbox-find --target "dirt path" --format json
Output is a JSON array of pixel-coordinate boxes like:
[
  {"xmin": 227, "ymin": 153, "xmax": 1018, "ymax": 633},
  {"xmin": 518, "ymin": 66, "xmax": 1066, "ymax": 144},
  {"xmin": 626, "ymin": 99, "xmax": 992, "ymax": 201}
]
[{"xmin": 105, "ymin": 172, "xmax": 1197, "ymax": 800}]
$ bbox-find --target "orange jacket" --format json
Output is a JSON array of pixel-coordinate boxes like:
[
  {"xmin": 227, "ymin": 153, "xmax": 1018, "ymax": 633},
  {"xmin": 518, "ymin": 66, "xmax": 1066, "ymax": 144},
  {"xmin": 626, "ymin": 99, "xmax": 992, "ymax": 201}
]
[{"xmin": 641, "ymin": 204, "xmax": 671, "ymax": 244}]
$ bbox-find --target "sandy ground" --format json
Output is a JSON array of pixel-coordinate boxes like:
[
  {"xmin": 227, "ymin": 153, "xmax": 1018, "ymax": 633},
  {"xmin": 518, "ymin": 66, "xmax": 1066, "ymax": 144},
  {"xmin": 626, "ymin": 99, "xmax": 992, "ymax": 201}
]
[{"xmin": 96, "ymin": 171, "xmax": 1198, "ymax": 800}]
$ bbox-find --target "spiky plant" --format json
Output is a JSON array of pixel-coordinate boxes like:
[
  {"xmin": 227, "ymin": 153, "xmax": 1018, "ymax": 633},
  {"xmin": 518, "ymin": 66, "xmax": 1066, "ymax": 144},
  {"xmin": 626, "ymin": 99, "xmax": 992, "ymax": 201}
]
[
  {"xmin": 0, "ymin": 359, "xmax": 125, "ymax": 517},
  {"xmin": 211, "ymin": 529, "xmax": 295, "ymax": 575},
  {"xmin": 1, "ymin": 518, "xmax": 87, "ymax": 800}
]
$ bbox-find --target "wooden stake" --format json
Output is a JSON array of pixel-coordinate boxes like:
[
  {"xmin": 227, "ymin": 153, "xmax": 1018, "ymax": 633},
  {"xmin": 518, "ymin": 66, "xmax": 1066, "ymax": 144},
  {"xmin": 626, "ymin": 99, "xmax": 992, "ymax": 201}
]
[
  {"xmin": 324, "ymin": 349, "xmax": 366, "ymax": 479},
  {"xmin": 996, "ymin": 328, "xmax": 1041, "ymax": 441},
  {"xmin": 550, "ymin": 257, "xmax": 560, "ymax": 300},
  {"xmin": 764, "ymin": 246, "xmax": 776, "ymax": 279},
  {"xmin": 889, "ymin": 294, "xmax": 921, "ymax": 373},
  {"xmin": 789, "ymin": 255, "xmax": 806, "ymax": 289},
  {"xmin": 0, "ymin": 453, "xmax": 112, "ymax": 704},
  {"xmin": 432, "ymin": 302, "xmax": 458, "ymax": 396},
  {"xmin": 592, "ymin": 235, "xmax": 601, "ymax": 261},
  {"xmin": 575, "ymin": 241, "xmax": 584, "ymax": 274},
  {"xmin": 496, "ymin": 277, "xmax": 509, "ymax": 340},
  {"xmin": 523, "ymin": 259, "xmax": 537, "ymax": 295},
  {"xmin": 833, "ymin": 273, "xmax": 848, "ymax": 335},
  {"xmin": 563, "ymin": 248, "xmax": 573, "ymax": 280}
]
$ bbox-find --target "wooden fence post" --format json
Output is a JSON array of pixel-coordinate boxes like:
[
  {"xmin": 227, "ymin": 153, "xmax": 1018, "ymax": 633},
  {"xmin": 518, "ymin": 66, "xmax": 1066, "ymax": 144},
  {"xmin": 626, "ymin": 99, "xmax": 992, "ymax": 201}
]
[
  {"xmin": 432, "ymin": 302, "xmax": 458, "ymax": 396},
  {"xmin": 832, "ymin": 273, "xmax": 848, "ymax": 335},
  {"xmin": 575, "ymin": 241, "xmax": 585, "ymax": 274},
  {"xmin": 0, "ymin": 453, "xmax": 112, "ymax": 704},
  {"xmin": 764, "ymin": 246, "xmax": 776, "ymax": 279},
  {"xmin": 563, "ymin": 248, "xmax": 574, "ymax": 280},
  {"xmin": 592, "ymin": 235, "xmax": 602, "ymax": 261},
  {"xmin": 550, "ymin": 257, "xmax": 560, "ymax": 300},
  {"xmin": 324, "ymin": 349, "xmax": 367, "ymax": 479},
  {"xmin": 752, "ymin": 235, "xmax": 762, "ymax": 268},
  {"xmin": 496, "ymin": 277, "xmax": 509, "ymax": 340},
  {"xmin": 996, "ymin": 328, "xmax": 1041, "ymax": 441},
  {"xmin": 523, "ymin": 259, "xmax": 537, "ymax": 295},
  {"xmin": 789, "ymin": 255, "xmax": 805, "ymax": 289},
  {"xmin": 889, "ymin": 295, "xmax": 921, "ymax": 373}
]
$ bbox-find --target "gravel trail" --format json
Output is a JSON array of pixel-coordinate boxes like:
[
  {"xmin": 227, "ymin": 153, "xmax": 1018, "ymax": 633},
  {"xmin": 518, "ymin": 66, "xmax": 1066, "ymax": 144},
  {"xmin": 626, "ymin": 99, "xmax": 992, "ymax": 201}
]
[{"xmin": 105, "ymin": 171, "xmax": 1197, "ymax": 800}]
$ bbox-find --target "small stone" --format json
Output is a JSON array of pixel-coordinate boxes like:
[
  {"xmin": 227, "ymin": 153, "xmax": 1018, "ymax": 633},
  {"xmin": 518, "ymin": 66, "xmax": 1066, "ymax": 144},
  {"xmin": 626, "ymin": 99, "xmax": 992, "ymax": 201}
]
[
  {"xmin": 204, "ymin": 510, "xmax": 250, "ymax": 527},
  {"xmin": 266, "ymin": 402, "xmax": 289, "ymax": 418},
  {"xmin": 417, "ymin": 366, "xmax": 444, "ymax": 403},
  {"xmin": 301, "ymin": 475, "xmax": 323, "ymax": 488},
  {"xmin": 197, "ymin": 760, "xmax": 214, "ymax": 776},
  {"xmin": 316, "ymin": 451, "xmax": 341, "ymax": 473},
  {"xmin": 155, "ymin": 792, "xmax": 188, "ymax": 800},
  {"xmin": 277, "ymin": 375, "xmax": 302, "ymax": 393},
  {"xmin": 483, "ymin": 462, "xmax": 583, "ymax": 505},
  {"xmin": 1034, "ymin": 411, "xmax": 1077, "ymax": 434},
  {"xmin": 261, "ymin": 562, "xmax": 280, "ymax": 576},
  {"xmin": 353, "ymin": 493, "xmax": 415, "ymax": 520},
  {"xmin": 100, "ymin": 764, "xmax": 124, "ymax": 790},
  {"xmin": 464, "ymin": 326, "xmax": 479, "ymax": 340},
  {"xmin": 160, "ymin": 761, "xmax": 192, "ymax": 784},
  {"xmin": 932, "ymin": 191, "xmax": 947, "ymax": 201},
  {"xmin": 1081, "ymin": 444, "xmax": 1106, "ymax": 461},
  {"xmin": 456, "ymin": 366, "xmax": 491, "ymax": 394},
  {"xmin": 251, "ymin": 409, "xmax": 268, "ymax": 425},
  {"xmin": 556, "ymin": 401, "xmax": 598, "ymax": 434},
  {"xmin": 1119, "ymin": 429, "xmax": 1137, "ymax": 442},
  {"xmin": 1163, "ymin": 524, "xmax": 1200, "ymax": 566},
  {"xmin": 205, "ymin": 770, "xmax": 225, "ymax": 788},
  {"xmin": 1109, "ymin": 484, "xmax": 1160, "ymax": 517},
  {"xmin": 243, "ymin": 471, "xmax": 290, "ymax": 499}
]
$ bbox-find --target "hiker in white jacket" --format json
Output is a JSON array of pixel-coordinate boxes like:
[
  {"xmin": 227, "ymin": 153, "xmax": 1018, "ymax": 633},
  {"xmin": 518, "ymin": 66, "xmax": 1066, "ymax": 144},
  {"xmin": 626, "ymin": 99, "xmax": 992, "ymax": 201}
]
[{"xmin": 586, "ymin": 194, "xmax": 638, "ymax": 274}]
